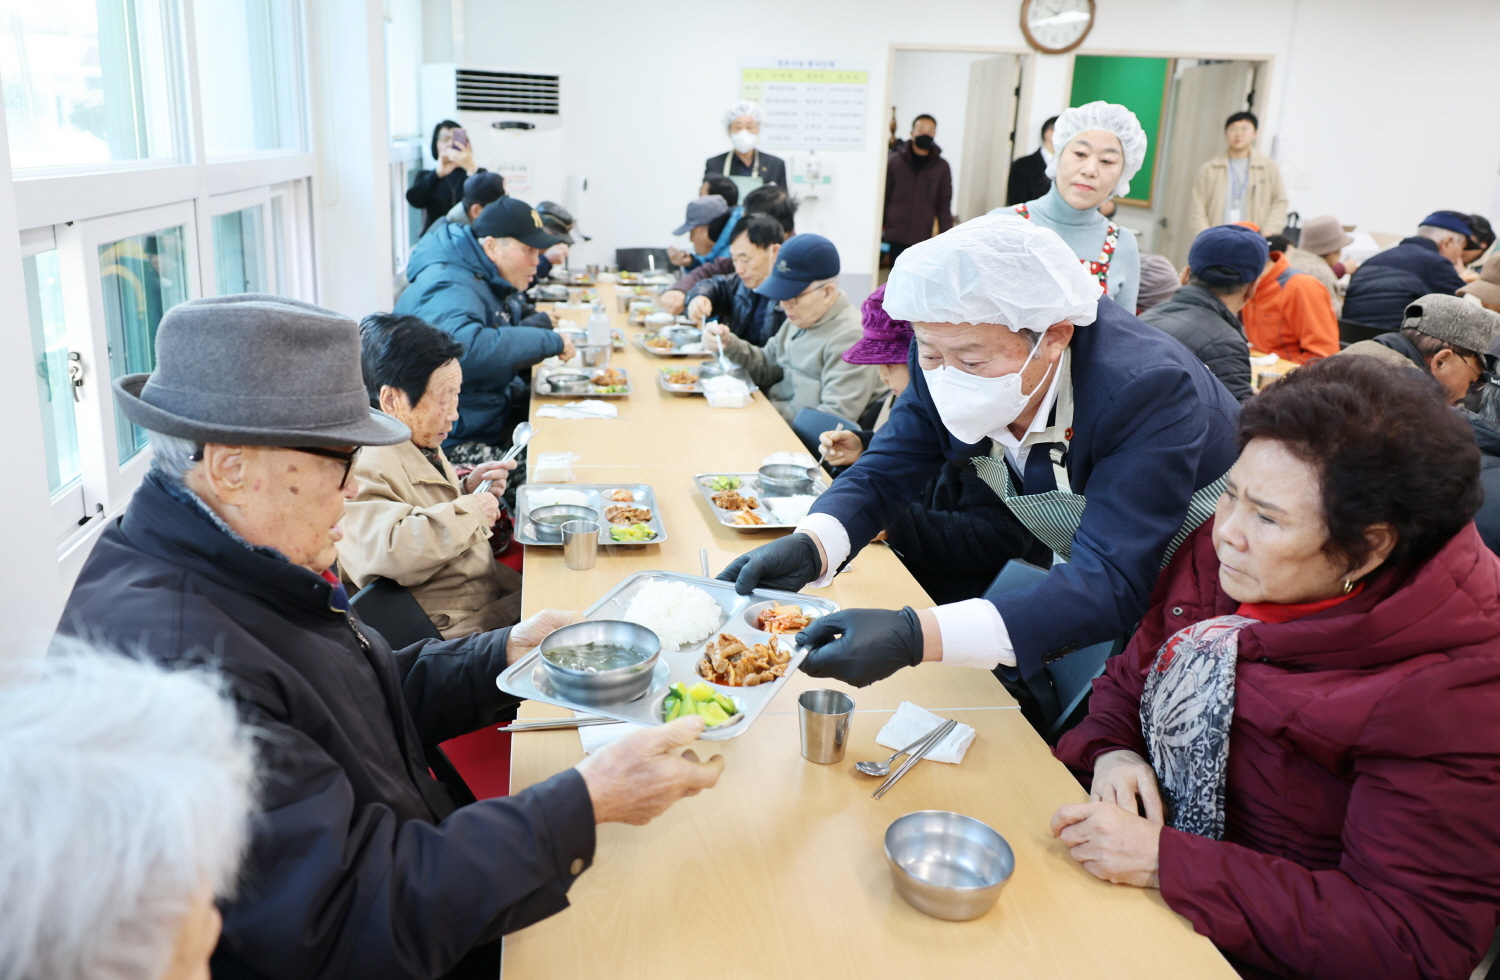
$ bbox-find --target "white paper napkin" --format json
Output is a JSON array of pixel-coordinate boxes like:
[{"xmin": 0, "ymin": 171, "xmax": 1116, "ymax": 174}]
[
  {"xmin": 875, "ymin": 702, "xmax": 976, "ymax": 765},
  {"xmin": 536, "ymin": 400, "xmax": 618, "ymax": 420},
  {"xmin": 576, "ymin": 712, "xmax": 645, "ymax": 755}
]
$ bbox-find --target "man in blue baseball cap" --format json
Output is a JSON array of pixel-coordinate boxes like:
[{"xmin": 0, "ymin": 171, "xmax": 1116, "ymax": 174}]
[
  {"xmin": 1141, "ymin": 224, "xmax": 1268, "ymax": 401},
  {"xmin": 1344, "ymin": 210, "xmax": 1473, "ymax": 329},
  {"xmin": 703, "ymin": 234, "xmax": 882, "ymax": 424}
]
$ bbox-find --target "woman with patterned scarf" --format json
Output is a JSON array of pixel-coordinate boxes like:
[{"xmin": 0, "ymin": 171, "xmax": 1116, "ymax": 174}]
[{"xmin": 1052, "ymin": 355, "xmax": 1500, "ymax": 980}]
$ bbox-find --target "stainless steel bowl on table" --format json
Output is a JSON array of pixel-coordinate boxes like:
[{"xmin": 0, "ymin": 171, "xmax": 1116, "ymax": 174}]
[
  {"xmin": 544, "ymin": 371, "xmax": 594, "ymax": 394},
  {"xmin": 538, "ymin": 620, "xmax": 662, "ymax": 706},
  {"xmin": 758, "ymin": 463, "xmax": 814, "ymax": 497},
  {"xmin": 528, "ymin": 504, "xmax": 599, "ymax": 540},
  {"xmin": 883, "ymin": 810, "xmax": 1015, "ymax": 921}
]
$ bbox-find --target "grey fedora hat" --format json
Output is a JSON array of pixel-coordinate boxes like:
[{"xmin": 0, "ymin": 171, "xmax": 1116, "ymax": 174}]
[{"xmin": 114, "ymin": 294, "xmax": 410, "ymax": 448}]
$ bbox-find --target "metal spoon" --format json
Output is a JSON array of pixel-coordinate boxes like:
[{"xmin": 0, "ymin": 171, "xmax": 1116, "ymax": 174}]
[
  {"xmin": 477, "ymin": 422, "xmax": 534, "ymax": 494},
  {"xmin": 855, "ymin": 723, "xmax": 952, "ymax": 777}
]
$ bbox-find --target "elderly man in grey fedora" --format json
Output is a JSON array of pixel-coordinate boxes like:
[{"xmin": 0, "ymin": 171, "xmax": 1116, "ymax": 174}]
[{"xmin": 53, "ymin": 294, "xmax": 724, "ymax": 980}]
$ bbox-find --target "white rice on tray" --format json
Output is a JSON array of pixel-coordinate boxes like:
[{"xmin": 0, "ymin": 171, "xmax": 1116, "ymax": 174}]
[{"xmin": 622, "ymin": 581, "xmax": 724, "ymax": 650}]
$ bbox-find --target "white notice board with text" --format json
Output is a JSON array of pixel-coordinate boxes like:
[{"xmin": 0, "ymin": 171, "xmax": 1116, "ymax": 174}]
[{"xmin": 740, "ymin": 59, "xmax": 869, "ymax": 151}]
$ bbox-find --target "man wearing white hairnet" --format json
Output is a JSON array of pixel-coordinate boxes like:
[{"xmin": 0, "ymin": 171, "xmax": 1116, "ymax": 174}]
[
  {"xmin": 719, "ymin": 215, "xmax": 1240, "ymax": 705},
  {"xmin": 992, "ymin": 101, "xmax": 1147, "ymax": 314},
  {"xmin": 705, "ymin": 100, "xmax": 787, "ymax": 197}
]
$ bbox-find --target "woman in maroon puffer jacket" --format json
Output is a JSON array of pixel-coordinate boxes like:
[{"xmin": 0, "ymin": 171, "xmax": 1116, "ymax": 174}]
[{"xmin": 1052, "ymin": 355, "xmax": 1500, "ymax": 980}]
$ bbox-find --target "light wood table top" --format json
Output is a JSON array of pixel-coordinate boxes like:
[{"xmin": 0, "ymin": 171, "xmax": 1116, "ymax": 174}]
[{"xmin": 506, "ymin": 284, "xmax": 1235, "ymax": 979}]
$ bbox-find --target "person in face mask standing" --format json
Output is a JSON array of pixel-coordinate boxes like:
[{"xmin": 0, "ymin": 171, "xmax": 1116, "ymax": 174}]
[
  {"xmin": 717, "ymin": 215, "xmax": 1240, "ymax": 708},
  {"xmin": 882, "ymin": 114, "xmax": 954, "ymax": 266},
  {"xmin": 705, "ymin": 100, "xmax": 788, "ymax": 199}
]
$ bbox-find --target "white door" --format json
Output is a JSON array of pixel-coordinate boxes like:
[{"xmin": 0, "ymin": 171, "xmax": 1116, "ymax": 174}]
[
  {"xmin": 957, "ymin": 55, "xmax": 1022, "ymax": 222},
  {"xmin": 1157, "ymin": 61, "xmax": 1257, "ymax": 268}
]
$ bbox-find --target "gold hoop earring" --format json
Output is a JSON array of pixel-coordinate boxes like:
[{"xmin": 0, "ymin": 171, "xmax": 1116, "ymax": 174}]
[{"xmin": 1343, "ymin": 579, "xmax": 1355, "ymax": 594}]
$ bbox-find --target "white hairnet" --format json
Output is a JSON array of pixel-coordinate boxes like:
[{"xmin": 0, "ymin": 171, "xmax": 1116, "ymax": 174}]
[
  {"xmin": 882, "ymin": 213, "xmax": 1100, "ymax": 331},
  {"xmin": 1044, "ymin": 101, "xmax": 1149, "ymax": 198},
  {"xmin": 723, "ymin": 100, "xmax": 766, "ymax": 128}
]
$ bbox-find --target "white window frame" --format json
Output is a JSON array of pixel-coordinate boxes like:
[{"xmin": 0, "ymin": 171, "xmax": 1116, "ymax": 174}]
[
  {"xmin": 55, "ymin": 201, "xmax": 200, "ymax": 518},
  {"xmin": 3, "ymin": 0, "xmax": 319, "ymax": 585},
  {"xmin": 202, "ymin": 186, "xmax": 274, "ymax": 296},
  {"xmin": 20, "ymin": 226, "xmax": 91, "ymax": 545}
]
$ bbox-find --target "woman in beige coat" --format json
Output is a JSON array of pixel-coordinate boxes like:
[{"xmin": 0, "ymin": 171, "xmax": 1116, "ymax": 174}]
[
  {"xmin": 339, "ymin": 315, "xmax": 522, "ymax": 637},
  {"xmin": 1188, "ymin": 111, "xmax": 1288, "ymax": 239}
]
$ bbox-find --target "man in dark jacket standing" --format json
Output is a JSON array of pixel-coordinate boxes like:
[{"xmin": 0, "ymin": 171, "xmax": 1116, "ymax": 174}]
[
  {"xmin": 395, "ymin": 197, "xmax": 575, "ymax": 459},
  {"xmin": 883, "ymin": 114, "xmax": 953, "ymax": 263},
  {"xmin": 1141, "ymin": 224, "xmax": 1266, "ymax": 402},
  {"xmin": 54, "ymin": 295, "xmax": 724, "ymax": 980},
  {"xmin": 1006, "ymin": 115, "xmax": 1057, "ymax": 206},
  {"xmin": 1343, "ymin": 211, "xmax": 1472, "ymax": 328},
  {"xmin": 685, "ymin": 214, "xmax": 787, "ymax": 345}
]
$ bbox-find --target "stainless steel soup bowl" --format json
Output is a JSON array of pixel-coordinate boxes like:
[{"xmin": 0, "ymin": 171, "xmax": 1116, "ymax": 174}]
[
  {"xmin": 528, "ymin": 505, "xmax": 599, "ymax": 541},
  {"xmin": 884, "ymin": 810, "xmax": 1015, "ymax": 921},
  {"xmin": 758, "ymin": 463, "xmax": 813, "ymax": 497},
  {"xmin": 538, "ymin": 620, "xmax": 662, "ymax": 706}
]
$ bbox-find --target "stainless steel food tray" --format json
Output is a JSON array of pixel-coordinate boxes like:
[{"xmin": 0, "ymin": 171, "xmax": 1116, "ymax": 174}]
[
  {"xmin": 514, "ymin": 483, "xmax": 666, "ymax": 547},
  {"xmin": 655, "ymin": 369, "xmax": 759, "ymax": 397},
  {"xmin": 531, "ymin": 366, "xmax": 632, "ymax": 399},
  {"xmin": 693, "ymin": 472, "xmax": 827, "ymax": 531},
  {"xmin": 497, "ymin": 572, "xmax": 839, "ymax": 739},
  {"xmin": 633, "ymin": 332, "xmax": 710, "ymax": 358}
]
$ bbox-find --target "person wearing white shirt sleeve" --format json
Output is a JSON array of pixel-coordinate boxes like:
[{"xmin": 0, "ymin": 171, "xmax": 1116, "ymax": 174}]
[{"xmin": 717, "ymin": 214, "xmax": 1242, "ymax": 693}]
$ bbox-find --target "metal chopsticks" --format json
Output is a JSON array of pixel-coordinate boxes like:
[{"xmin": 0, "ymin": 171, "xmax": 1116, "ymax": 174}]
[
  {"xmin": 499, "ymin": 716, "xmax": 617, "ymax": 733},
  {"xmin": 872, "ymin": 718, "xmax": 958, "ymax": 799}
]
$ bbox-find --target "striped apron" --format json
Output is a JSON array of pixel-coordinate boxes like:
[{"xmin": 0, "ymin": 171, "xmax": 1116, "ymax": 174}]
[{"xmin": 970, "ymin": 357, "xmax": 1227, "ymax": 566}]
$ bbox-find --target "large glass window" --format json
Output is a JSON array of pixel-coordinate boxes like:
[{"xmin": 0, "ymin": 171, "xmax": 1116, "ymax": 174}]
[
  {"xmin": 99, "ymin": 225, "xmax": 189, "ymax": 461},
  {"xmin": 0, "ymin": 0, "xmax": 181, "ymax": 171},
  {"xmin": 213, "ymin": 205, "xmax": 266, "ymax": 294},
  {"xmin": 195, "ymin": 0, "xmax": 304, "ymax": 155},
  {"xmin": 23, "ymin": 250, "xmax": 82, "ymax": 494}
]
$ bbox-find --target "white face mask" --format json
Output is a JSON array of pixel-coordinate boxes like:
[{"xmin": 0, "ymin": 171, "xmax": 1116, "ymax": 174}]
[
  {"xmin": 730, "ymin": 129, "xmax": 758, "ymax": 154},
  {"xmin": 921, "ymin": 337, "xmax": 1047, "ymax": 445}
]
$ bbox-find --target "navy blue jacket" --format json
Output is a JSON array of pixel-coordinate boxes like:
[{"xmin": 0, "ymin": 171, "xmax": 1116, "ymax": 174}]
[
  {"xmin": 1467, "ymin": 411, "xmax": 1500, "ymax": 556},
  {"xmin": 810, "ymin": 297, "xmax": 1242, "ymax": 678},
  {"xmin": 395, "ymin": 223, "xmax": 563, "ymax": 446},
  {"xmin": 685, "ymin": 272, "xmax": 785, "ymax": 345},
  {"xmin": 55, "ymin": 473, "xmax": 594, "ymax": 980},
  {"xmin": 1343, "ymin": 236, "xmax": 1468, "ymax": 328}
]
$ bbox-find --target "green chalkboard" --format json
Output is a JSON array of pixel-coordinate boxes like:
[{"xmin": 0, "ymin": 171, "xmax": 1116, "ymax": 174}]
[{"xmin": 1069, "ymin": 55, "xmax": 1171, "ymax": 207}]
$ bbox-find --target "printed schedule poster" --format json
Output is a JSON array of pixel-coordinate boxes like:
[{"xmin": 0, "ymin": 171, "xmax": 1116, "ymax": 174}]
[{"xmin": 740, "ymin": 59, "xmax": 869, "ymax": 151}]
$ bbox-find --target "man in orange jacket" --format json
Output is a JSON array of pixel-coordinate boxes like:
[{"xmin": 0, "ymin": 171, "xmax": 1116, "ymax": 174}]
[{"xmin": 1240, "ymin": 247, "xmax": 1340, "ymax": 362}]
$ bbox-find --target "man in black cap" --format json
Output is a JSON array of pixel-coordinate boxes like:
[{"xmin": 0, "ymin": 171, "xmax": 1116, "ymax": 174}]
[
  {"xmin": 396, "ymin": 197, "xmax": 575, "ymax": 462},
  {"xmin": 422, "ymin": 171, "xmax": 506, "ymax": 239},
  {"xmin": 533, "ymin": 200, "xmax": 577, "ymax": 283},
  {"xmin": 55, "ymin": 294, "xmax": 725, "ymax": 980},
  {"xmin": 1344, "ymin": 211, "xmax": 1473, "ymax": 329}
]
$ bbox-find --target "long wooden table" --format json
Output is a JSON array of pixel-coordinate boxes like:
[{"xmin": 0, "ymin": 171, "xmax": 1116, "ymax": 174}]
[{"xmin": 504, "ymin": 283, "xmax": 1234, "ymax": 979}]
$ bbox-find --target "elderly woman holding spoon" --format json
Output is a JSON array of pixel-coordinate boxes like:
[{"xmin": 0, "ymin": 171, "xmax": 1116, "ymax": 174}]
[
  {"xmin": 1052, "ymin": 356, "xmax": 1500, "ymax": 980},
  {"xmin": 339, "ymin": 313, "xmax": 525, "ymax": 637}
]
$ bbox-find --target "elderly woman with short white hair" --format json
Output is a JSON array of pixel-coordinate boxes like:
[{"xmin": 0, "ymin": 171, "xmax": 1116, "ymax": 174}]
[
  {"xmin": 704, "ymin": 99, "xmax": 788, "ymax": 194},
  {"xmin": 0, "ymin": 648, "xmax": 256, "ymax": 980},
  {"xmin": 992, "ymin": 100, "xmax": 1148, "ymax": 313}
]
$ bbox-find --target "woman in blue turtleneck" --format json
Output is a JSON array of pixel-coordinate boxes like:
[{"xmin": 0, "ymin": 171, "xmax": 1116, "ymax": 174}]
[{"xmin": 993, "ymin": 102, "xmax": 1146, "ymax": 314}]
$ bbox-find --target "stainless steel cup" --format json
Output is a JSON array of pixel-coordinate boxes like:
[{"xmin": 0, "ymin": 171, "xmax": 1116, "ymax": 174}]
[
  {"xmin": 798, "ymin": 689, "xmax": 854, "ymax": 764},
  {"xmin": 561, "ymin": 520, "xmax": 601, "ymax": 570},
  {"xmin": 579, "ymin": 344, "xmax": 611, "ymax": 369},
  {"xmin": 586, "ymin": 263, "xmax": 600, "ymax": 280}
]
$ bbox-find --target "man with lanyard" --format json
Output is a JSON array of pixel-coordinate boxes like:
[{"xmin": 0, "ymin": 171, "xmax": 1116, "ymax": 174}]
[
  {"xmin": 704, "ymin": 100, "xmax": 787, "ymax": 199},
  {"xmin": 718, "ymin": 215, "xmax": 1241, "ymax": 696}
]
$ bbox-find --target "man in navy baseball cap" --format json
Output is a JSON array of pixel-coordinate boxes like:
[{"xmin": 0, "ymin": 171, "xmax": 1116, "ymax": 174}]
[
  {"xmin": 1140, "ymin": 224, "xmax": 1269, "ymax": 401},
  {"xmin": 702, "ymin": 234, "xmax": 882, "ymax": 425},
  {"xmin": 754, "ymin": 233, "xmax": 842, "ymax": 301},
  {"xmin": 1344, "ymin": 210, "xmax": 1475, "ymax": 329}
]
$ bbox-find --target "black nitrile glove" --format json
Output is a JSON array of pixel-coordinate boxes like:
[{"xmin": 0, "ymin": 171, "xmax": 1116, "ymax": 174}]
[
  {"xmin": 716, "ymin": 533, "xmax": 823, "ymax": 595},
  {"xmin": 796, "ymin": 607, "xmax": 924, "ymax": 688}
]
